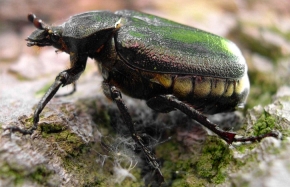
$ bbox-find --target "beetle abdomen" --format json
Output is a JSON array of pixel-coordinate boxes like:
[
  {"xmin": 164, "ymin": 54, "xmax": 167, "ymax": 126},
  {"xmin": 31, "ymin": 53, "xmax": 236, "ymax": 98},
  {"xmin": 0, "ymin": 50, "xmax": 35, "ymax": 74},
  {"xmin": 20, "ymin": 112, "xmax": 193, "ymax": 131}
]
[
  {"xmin": 150, "ymin": 73, "xmax": 249, "ymax": 114},
  {"xmin": 105, "ymin": 59, "xmax": 249, "ymax": 114}
]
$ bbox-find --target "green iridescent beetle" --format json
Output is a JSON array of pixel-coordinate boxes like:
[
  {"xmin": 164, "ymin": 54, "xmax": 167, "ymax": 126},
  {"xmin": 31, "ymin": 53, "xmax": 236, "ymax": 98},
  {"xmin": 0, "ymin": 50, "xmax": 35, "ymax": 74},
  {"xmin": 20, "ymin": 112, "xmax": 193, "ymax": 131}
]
[{"xmin": 7, "ymin": 10, "xmax": 280, "ymax": 184}]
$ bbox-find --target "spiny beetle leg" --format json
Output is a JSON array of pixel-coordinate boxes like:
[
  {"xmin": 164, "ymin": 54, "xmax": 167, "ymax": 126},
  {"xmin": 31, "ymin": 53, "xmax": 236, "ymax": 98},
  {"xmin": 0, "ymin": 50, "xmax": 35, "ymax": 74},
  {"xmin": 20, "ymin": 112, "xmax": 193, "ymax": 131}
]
[
  {"xmin": 109, "ymin": 85, "xmax": 164, "ymax": 184},
  {"xmin": 55, "ymin": 82, "xmax": 77, "ymax": 98},
  {"xmin": 156, "ymin": 95, "xmax": 280, "ymax": 144},
  {"xmin": 5, "ymin": 75, "xmax": 65, "ymax": 135}
]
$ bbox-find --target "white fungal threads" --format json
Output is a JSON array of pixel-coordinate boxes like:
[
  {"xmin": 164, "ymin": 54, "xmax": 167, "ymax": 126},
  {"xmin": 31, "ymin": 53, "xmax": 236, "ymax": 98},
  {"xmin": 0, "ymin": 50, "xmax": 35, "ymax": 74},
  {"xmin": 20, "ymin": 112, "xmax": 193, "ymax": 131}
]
[{"xmin": 113, "ymin": 160, "xmax": 137, "ymax": 184}]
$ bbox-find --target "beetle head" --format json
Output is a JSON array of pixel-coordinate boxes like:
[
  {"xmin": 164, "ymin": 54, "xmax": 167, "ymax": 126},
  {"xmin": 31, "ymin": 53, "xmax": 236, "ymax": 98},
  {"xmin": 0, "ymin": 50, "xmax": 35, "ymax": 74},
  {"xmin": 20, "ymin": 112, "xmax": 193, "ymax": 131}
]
[{"xmin": 26, "ymin": 14, "xmax": 63, "ymax": 49}]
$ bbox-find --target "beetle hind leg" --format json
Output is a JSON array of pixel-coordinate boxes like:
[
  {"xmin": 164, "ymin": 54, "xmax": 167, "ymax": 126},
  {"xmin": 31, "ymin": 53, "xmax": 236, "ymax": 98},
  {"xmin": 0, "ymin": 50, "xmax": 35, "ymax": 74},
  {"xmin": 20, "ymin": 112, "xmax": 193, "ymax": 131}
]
[
  {"xmin": 154, "ymin": 95, "xmax": 281, "ymax": 144},
  {"xmin": 146, "ymin": 97, "xmax": 175, "ymax": 113}
]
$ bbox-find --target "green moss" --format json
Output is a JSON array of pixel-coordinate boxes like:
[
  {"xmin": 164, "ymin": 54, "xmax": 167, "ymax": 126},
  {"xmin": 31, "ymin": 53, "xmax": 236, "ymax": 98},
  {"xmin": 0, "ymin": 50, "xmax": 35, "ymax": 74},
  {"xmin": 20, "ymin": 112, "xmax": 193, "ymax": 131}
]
[
  {"xmin": 172, "ymin": 178, "xmax": 194, "ymax": 187},
  {"xmin": 195, "ymin": 136, "xmax": 232, "ymax": 184},
  {"xmin": 94, "ymin": 107, "xmax": 111, "ymax": 129},
  {"xmin": 156, "ymin": 140, "xmax": 200, "ymax": 185},
  {"xmin": 29, "ymin": 166, "xmax": 53, "ymax": 185},
  {"xmin": 14, "ymin": 116, "xmax": 34, "ymax": 129},
  {"xmin": 156, "ymin": 140, "xmax": 181, "ymax": 180},
  {"xmin": 0, "ymin": 164, "xmax": 24, "ymax": 186},
  {"xmin": 39, "ymin": 121, "xmax": 84, "ymax": 156},
  {"xmin": 40, "ymin": 123, "xmax": 66, "ymax": 134},
  {"xmin": 36, "ymin": 97, "xmax": 143, "ymax": 186},
  {"xmin": 253, "ymin": 112, "xmax": 276, "ymax": 136},
  {"xmin": 62, "ymin": 143, "xmax": 104, "ymax": 185},
  {"xmin": 155, "ymin": 135, "xmax": 239, "ymax": 186},
  {"xmin": 62, "ymin": 142, "xmax": 143, "ymax": 187},
  {"xmin": 235, "ymin": 143, "xmax": 257, "ymax": 154},
  {"xmin": 76, "ymin": 98, "xmax": 111, "ymax": 129},
  {"xmin": 0, "ymin": 164, "xmax": 53, "ymax": 186},
  {"xmin": 279, "ymin": 96, "xmax": 290, "ymax": 102},
  {"xmin": 235, "ymin": 144, "xmax": 247, "ymax": 153},
  {"xmin": 172, "ymin": 176, "xmax": 208, "ymax": 187}
]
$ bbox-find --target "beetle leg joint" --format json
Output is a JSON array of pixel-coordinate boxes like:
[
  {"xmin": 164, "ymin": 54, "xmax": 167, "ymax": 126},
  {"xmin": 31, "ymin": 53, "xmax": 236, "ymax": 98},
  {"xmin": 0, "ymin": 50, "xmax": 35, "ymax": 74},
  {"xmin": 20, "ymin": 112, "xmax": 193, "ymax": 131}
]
[{"xmin": 110, "ymin": 86, "xmax": 122, "ymax": 100}]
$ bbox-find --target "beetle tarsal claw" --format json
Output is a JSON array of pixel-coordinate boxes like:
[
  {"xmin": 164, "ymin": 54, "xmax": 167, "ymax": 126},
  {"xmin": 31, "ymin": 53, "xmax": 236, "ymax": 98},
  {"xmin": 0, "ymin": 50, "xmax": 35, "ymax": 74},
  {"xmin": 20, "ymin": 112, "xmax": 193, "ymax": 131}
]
[
  {"xmin": 231, "ymin": 130, "xmax": 282, "ymax": 143},
  {"xmin": 4, "ymin": 125, "xmax": 36, "ymax": 135}
]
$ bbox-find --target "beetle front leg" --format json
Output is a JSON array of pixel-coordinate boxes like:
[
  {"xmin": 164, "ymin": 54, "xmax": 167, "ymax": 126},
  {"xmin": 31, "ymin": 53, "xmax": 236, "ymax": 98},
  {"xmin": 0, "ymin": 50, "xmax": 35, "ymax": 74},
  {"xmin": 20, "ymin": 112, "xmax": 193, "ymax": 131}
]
[
  {"xmin": 105, "ymin": 83, "xmax": 164, "ymax": 184},
  {"xmin": 5, "ymin": 55, "xmax": 87, "ymax": 135},
  {"xmin": 5, "ymin": 74, "xmax": 65, "ymax": 135},
  {"xmin": 153, "ymin": 95, "xmax": 281, "ymax": 144}
]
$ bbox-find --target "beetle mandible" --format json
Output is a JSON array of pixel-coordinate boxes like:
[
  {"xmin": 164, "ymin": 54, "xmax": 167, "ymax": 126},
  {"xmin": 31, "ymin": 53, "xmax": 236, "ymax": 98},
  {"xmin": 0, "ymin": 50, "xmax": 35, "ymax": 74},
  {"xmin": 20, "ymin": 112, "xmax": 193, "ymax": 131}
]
[{"xmin": 7, "ymin": 10, "xmax": 280, "ymax": 183}]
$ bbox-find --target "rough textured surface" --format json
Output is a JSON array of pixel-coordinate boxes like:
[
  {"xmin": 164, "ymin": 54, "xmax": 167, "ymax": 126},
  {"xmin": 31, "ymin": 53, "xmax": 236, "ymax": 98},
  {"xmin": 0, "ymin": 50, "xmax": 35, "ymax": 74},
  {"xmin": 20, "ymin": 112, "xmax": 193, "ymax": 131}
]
[{"xmin": 1, "ymin": 0, "xmax": 290, "ymax": 186}]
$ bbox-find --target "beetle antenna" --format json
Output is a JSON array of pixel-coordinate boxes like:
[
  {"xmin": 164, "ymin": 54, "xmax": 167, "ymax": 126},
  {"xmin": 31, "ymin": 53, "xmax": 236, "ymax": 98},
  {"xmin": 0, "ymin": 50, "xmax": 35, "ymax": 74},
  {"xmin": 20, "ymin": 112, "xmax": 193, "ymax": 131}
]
[{"xmin": 27, "ymin": 13, "xmax": 48, "ymax": 30}]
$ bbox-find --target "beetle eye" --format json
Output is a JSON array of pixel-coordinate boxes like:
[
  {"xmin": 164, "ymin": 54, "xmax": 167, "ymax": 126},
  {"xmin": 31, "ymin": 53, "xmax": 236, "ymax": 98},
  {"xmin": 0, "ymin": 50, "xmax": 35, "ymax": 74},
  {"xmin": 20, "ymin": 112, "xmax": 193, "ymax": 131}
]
[{"xmin": 51, "ymin": 33, "xmax": 60, "ymax": 42}]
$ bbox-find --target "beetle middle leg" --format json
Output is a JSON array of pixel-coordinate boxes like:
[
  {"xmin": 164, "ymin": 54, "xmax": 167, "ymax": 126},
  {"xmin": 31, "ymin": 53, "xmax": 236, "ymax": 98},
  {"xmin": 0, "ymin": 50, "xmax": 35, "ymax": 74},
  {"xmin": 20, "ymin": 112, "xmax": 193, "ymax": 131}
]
[
  {"xmin": 104, "ymin": 83, "xmax": 164, "ymax": 184},
  {"xmin": 55, "ymin": 82, "xmax": 77, "ymax": 98},
  {"xmin": 148, "ymin": 95, "xmax": 281, "ymax": 144}
]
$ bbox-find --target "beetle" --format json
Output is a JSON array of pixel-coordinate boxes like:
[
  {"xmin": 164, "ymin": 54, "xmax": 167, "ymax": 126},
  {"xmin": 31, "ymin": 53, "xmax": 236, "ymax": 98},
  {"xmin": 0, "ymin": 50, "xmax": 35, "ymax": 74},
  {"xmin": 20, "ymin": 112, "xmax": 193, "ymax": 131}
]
[{"xmin": 7, "ymin": 10, "xmax": 280, "ymax": 184}]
